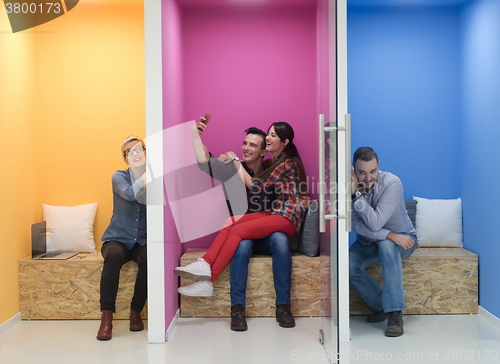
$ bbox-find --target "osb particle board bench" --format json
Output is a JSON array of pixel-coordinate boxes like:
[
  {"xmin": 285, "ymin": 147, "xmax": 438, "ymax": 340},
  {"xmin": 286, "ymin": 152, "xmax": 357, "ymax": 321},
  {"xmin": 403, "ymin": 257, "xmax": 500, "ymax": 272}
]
[
  {"xmin": 350, "ymin": 247, "xmax": 478, "ymax": 315},
  {"xmin": 18, "ymin": 253, "xmax": 147, "ymax": 320},
  {"xmin": 179, "ymin": 248, "xmax": 321, "ymax": 318},
  {"xmin": 180, "ymin": 247, "xmax": 478, "ymax": 318}
]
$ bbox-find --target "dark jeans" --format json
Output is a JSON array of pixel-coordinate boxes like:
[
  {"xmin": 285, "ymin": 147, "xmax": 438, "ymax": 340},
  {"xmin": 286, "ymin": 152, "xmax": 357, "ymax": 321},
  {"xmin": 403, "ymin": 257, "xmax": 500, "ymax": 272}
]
[
  {"xmin": 230, "ymin": 232, "xmax": 291, "ymax": 307},
  {"xmin": 100, "ymin": 241, "xmax": 147, "ymax": 312}
]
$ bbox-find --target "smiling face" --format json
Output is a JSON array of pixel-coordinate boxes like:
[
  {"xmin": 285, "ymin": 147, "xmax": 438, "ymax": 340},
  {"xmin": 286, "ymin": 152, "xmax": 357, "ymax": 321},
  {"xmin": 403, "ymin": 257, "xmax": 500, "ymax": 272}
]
[
  {"xmin": 354, "ymin": 158, "xmax": 379, "ymax": 191},
  {"xmin": 265, "ymin": 126, "xmax": 288, "ymax": 156},
  {"xmin": 241, "ymin": 133, "xmax": 266, "ymax": 162},
  {"xmin": 123, "ymin": 141, "xmax": 146, "ymax": 168}
]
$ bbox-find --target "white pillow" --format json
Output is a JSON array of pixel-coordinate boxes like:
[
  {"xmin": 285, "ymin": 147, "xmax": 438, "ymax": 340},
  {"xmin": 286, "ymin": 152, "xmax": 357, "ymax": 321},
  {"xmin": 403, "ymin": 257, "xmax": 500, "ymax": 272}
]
[
  {"xmin": 413, "ymin": 196, "xmax": 463, "ymax": 248},
  {"xmin": 43, "ymin": 203, "xmax": 98, "ymax": 253}
]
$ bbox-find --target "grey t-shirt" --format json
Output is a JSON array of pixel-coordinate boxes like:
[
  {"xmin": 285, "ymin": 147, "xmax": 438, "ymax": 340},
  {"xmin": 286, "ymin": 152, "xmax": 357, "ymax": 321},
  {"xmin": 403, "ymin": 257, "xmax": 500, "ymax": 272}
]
[{"xmin": 198, "ymin": 154, "xmax": 276, "ymax": 216}]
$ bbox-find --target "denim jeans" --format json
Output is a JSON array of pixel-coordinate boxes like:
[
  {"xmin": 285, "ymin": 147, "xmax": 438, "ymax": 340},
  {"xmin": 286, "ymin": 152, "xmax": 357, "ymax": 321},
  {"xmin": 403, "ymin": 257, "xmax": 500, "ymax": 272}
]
[
  {"xmin": 349, "ymin": 234, "xmax": 417, "ymax": 313},
  {"xmin": 230, "ymin": 232, "xmax": 291, "ymax": 307}
]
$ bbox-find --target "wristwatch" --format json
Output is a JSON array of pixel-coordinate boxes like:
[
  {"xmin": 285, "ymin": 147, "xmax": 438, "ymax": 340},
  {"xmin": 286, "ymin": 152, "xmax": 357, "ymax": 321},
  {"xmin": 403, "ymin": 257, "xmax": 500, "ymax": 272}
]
[
  {"xmin": 233, "ymin": 156, "xmax": 240, "ymax": 161},
  {"xmin": 351, "ymin": 190, "xmax": 362, "ymax": 200}
]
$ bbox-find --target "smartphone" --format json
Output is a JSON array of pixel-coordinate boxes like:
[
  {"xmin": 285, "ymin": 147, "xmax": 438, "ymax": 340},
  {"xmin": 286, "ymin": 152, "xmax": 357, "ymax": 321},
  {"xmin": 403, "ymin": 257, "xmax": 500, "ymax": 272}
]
[{"xmin": 202, "ymin": 114, "xmax": 212, "ymax": 124}]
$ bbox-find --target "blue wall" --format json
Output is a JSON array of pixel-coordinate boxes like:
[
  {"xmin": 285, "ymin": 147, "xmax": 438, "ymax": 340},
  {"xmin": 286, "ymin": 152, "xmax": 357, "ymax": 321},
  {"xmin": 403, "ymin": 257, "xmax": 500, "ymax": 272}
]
[
  {"xmin": 348, "ymin": 6, "xmax": 461, "ymax": 199},
  {"xmin": 349, "ymin": 0, "xmax": 500, "ymax": 318},
  {"xmin": 460, "ymin": 0, "xmax": 500, "ymax": 318}
]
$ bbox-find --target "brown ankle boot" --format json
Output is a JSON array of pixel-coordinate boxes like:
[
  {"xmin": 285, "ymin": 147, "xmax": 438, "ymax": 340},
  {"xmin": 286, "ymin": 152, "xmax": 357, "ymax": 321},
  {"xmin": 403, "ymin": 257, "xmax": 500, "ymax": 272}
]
[
  {"xmin": 129, "ymin": 309, "xmax": 144, "ymax": 332},
  {"xmin": 96, "ymin": 310, "xmax": 113, "ymax": 340}
]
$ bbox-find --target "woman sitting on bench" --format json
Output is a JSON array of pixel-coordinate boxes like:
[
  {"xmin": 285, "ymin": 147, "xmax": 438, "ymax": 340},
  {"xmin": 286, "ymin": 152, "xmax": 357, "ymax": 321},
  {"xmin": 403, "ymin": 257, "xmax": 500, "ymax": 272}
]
[
  {"xmin": 174, "ymin": 122, "xmax": 308, "ymax": 304},
  {"xmin": 97, "ymin": 135, "xmax": 147, "ymax": 341}
]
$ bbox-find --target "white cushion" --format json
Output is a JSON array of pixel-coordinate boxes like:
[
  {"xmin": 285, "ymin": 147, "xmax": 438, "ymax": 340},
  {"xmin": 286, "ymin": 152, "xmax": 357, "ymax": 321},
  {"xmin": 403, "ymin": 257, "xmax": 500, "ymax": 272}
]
[
  {"xmin": 43, "ymin": 203, "xmax": 98, "ymax": 253},
  {"xmin": 413, "ymin": 196, "xmax": 463, "ymax": 248}
]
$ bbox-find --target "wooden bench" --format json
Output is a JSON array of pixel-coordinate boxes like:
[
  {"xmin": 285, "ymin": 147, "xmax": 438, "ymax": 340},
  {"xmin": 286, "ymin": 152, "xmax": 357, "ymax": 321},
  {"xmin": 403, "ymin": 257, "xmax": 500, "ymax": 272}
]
[
  {"xmin": 18, "ymin": 253, "xmax": 147, "ymax": 320},
  {"xmin": 18, "ymin": 247, "xmax": 477, "ymax": 319},
  {"xmin": 179, "ymin": 249, "xmax": 321, "ymax": 317},
  {"xmin": 350, "ymin": 247, "xmax": 478, "ymax": 315},
  {"xmin": 180, "ymin": 247, "xmax": 478, "ymax": 318}
]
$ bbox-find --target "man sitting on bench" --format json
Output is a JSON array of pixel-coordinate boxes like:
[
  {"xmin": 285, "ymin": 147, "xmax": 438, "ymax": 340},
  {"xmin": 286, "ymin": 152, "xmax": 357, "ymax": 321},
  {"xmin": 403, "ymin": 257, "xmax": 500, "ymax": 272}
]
[
  {"xmin": 191, "ymin": 118, "xmax": 295, "ymax": 331},
  {"xmin": 349, "ymin": 147, "xmax": 417, "ymax": 337}
]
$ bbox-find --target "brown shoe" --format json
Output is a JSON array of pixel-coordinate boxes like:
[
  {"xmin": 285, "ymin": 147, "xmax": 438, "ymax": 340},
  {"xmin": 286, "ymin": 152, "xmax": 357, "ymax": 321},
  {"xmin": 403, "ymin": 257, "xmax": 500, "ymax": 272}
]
[
  {"xmin": 96, "ymin": 310, "xmax": 113, "ymax": 340},
  {"xmin": 385, "ymin": 311, "xmax": 404, "ymax": 337},
  {"xmin": 129, "ymin": 309, "xmax": 144, "ymax": 332},
  {"xmin": 276, "ymin": 304, "xmax": 295, "ymax": 328},
  {"xmin": 230, "ymin": 304, "xmax": 248, "ymax": 331}
]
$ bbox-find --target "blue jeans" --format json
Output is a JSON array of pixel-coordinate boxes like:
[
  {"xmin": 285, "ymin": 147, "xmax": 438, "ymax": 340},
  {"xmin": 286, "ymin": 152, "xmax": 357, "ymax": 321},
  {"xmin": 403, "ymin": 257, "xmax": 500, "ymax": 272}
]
[
  {"xmin": 230, "ymin": 232, "xmax": 291, "ymax": 307},
  {"xmin": 349, "ymin": 234, "xmax": 417, "ymax": 313}
]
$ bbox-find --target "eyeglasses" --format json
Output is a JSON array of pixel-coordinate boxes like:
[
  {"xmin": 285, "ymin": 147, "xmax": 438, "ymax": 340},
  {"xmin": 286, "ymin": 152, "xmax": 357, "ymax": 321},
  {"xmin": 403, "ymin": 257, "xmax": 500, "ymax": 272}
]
[{"xmin": 124, "ymin": 145, "xmax": 145, "ymax": 157}]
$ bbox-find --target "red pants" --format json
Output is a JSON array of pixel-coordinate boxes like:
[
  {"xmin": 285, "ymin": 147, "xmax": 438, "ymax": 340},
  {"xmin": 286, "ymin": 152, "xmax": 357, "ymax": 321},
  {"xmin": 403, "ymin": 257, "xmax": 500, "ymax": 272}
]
[{"xmin": 202, "ymin": 212, "xmax": 296, "ymax": 282}]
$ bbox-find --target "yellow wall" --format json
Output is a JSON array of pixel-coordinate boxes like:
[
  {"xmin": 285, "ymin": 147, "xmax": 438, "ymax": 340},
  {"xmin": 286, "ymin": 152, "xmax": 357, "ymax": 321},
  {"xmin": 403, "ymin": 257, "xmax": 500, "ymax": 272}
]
[
  {"xmin": 0, "ymin": 1, "xmax": 145, "ymax": 325},
  {"xmin": 0, "ymin": 13, "xmax": 37, "ymax": 326}
]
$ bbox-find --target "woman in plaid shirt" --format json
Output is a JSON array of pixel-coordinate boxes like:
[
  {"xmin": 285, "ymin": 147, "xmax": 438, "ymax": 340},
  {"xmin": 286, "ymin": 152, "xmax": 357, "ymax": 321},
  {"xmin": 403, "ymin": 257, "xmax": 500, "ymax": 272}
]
[{"xmin": 175, "ymin": 122, "xmax": 308, "ymax": 306}]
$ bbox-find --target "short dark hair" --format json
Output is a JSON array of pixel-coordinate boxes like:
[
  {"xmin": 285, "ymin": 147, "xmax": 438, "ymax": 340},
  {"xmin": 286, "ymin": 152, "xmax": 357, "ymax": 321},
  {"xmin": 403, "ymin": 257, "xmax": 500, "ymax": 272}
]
[
  {"xmin": 244, "ymin": 127, "xmax": 266, "ymax": 150},
  {"xmin": 353, "ymin": 147, "xmax": 379, "ymax": 167}
]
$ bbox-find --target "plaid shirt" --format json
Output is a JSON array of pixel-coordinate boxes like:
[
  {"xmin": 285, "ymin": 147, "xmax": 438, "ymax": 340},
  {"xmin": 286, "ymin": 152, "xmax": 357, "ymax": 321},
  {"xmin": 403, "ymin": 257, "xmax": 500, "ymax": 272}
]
[{"xmin": 251, "ymin": 158, "xmax": 306, "ymax": 232}]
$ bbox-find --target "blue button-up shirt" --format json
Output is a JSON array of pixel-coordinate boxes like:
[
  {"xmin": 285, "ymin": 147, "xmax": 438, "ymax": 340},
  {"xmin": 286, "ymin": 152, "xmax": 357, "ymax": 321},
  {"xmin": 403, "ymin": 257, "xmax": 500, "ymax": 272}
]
[
  {"xmin": 352, "ymin": 170, "xmax": 415, "ymax": 245},
  {"xmin": 101, "ymin": 169, "xmax": 147, "ymax": 249}
]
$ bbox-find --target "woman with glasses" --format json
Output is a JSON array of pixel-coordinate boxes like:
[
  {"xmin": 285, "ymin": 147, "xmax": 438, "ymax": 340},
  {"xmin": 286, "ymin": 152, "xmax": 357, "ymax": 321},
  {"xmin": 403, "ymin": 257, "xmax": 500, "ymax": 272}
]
[{"xmin": 97, "ymin": 136, "xmax": 147, "ymax": 341}]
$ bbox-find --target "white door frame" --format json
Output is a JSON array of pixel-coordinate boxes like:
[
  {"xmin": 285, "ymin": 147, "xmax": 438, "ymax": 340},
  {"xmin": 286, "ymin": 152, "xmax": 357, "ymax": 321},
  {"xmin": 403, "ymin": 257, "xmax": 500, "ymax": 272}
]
[{"xmin": 145, "ymin": 0, "xmax": 166, "ymax": 344}]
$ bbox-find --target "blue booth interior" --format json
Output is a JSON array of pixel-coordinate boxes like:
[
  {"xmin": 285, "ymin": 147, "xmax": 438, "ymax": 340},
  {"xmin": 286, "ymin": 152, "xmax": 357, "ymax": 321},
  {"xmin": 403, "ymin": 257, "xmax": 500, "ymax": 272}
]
[{"xmin": 348, "ymin": 0, "xmax": 500, "ymax": 319}]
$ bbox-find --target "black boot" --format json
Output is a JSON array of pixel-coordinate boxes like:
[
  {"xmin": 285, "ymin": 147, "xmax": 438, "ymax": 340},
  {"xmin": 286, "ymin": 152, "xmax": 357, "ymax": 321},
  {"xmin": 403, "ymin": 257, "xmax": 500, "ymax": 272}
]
[
  {"xmin": 367, "ymin": 310, "xmax": 387, "ymax": 323},
  {"xmin": 385, "ymin": 311, "xmax": 404, "ymax": 337},
  {"xmin": 230, "ymin": 304, "xmax": 248, "ymax": 331},
  {"xmin": 276, "ymin": 304, "xmax": 295, "ymax": 328}
]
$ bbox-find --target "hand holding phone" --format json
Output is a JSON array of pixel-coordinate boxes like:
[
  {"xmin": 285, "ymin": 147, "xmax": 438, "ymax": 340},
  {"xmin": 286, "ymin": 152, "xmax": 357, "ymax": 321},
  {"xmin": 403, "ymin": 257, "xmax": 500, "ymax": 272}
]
[
  {"xmin": 351, "ymin": 169, "xmax": 359, "ymax": 193},
  {"xmin": 198, "ymin": 114, "xmax": 212, "ymax": 133},
  {"xmin": 202, "ymin": 114, "xmax": 212, "ymax": 124}
]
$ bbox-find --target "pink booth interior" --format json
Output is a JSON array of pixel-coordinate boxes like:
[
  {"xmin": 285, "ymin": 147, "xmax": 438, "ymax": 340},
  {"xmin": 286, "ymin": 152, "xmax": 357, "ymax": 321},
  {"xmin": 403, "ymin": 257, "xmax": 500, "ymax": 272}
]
[{"xmin": 162, "ymin": 0, "xmax": 333, "ymax": 331}]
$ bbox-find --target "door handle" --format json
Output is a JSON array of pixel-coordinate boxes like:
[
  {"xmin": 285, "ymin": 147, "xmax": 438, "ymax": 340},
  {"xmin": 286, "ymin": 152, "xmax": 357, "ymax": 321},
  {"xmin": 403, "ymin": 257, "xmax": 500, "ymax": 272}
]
[
  {"xmin": 345, "ymin": 114, "xmax": 351, "ymax": 232},
  {"xmin": 319, "ymin": 114, "xmax": 326, "ymax": 233},
  {"xmin": 319, "ymin": 114, "xmax": 351, "ymax": 233}
]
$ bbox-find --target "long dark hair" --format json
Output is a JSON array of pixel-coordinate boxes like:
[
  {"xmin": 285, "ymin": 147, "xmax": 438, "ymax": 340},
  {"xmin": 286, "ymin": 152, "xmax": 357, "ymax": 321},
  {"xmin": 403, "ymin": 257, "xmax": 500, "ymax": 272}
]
[{"xmin": 257, "ymin": 121, "xmax": 308, "ymax": 194}]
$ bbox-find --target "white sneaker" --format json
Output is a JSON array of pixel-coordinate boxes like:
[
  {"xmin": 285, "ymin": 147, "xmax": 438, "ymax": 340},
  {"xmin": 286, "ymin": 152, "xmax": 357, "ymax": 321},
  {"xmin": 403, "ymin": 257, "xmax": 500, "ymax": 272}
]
[
  {"xmin": 178, "ymin": 281, "xmax": 213, "ymax": 297},
  {"xmin": 175, "ymin": 257, "xmax": 211, "ymax": 280}
]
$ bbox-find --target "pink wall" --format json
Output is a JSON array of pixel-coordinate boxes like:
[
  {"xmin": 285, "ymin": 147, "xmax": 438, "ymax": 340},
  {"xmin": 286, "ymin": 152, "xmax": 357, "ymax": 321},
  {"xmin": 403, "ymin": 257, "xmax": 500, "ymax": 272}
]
[
  {"xmin": 180, "ymin": 4, "xmax": 319, "ymax": 249},
  {"xmin": 318, "ymin": 0, "xmax": 333, "ymax": 123}
]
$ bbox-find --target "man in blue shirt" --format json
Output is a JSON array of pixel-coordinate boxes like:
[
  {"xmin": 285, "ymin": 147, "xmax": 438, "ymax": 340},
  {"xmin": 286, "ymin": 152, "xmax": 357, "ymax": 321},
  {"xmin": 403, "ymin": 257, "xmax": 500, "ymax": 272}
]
[
  {"xmin": 97, "ymin": 136, "xmax": 147, "ymax": 341},
  {"xmin": 349, "ymin": 147, "xmax": 417, "ymax": 337},
  {"xmin": 187, "ymin": 119, "xmax": 295, "ymax": 331}
]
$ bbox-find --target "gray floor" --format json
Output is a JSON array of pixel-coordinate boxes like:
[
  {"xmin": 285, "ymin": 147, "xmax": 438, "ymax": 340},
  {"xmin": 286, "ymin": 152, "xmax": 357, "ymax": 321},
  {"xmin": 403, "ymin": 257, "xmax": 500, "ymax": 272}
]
[
  {"xmin": 348, "ymin": 314, "xmax": 500, "ymax": 364},
  {"xmin": 1, "ymin": 314, "xmax": 499, "ymax": 364}
]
